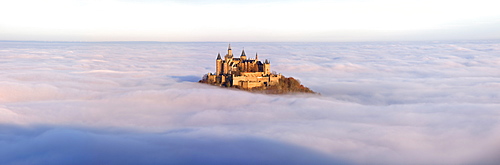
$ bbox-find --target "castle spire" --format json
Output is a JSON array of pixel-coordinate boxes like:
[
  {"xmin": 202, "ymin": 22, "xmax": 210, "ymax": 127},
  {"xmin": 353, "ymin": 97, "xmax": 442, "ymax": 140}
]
[
  {"xmin": 227, "ymin": 44, "xmax": 233, "ymax": 56},
  {"xmin": 241, "ymin": 49, "xmax": 246, "ymax": 56},
  {"xmin": 240, "ymin": 48, "xmax": 247, "ymax": 60},
  {"xmin": 255, "ymin": 52, "xmax": 258, "ymax": 61},
  {"xmin": 216, "ymin": 52, "xmax": 221, "ymax": 60}
]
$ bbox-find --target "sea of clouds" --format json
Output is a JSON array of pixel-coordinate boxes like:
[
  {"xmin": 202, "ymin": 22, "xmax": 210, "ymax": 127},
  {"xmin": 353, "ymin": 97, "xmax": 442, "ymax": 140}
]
[{"xmin": 1, "ymin": 41, "xmax": 500, "ymax": 165}]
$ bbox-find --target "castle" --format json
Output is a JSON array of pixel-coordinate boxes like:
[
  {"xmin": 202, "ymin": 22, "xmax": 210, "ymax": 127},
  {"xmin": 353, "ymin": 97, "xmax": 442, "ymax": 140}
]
[{"xmin": 204, "ymin": 44, "xmax": 282, "ymax": 89}]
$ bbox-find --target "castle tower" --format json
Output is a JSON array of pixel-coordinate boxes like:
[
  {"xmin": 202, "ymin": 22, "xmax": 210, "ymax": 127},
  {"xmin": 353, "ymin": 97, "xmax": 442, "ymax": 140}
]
[
  {"xmin": 227, "ymin": 44, "xmax": 233, "ymax": 56},
  {"xmin": 225, "ymin": 44, "xmax": 233, "ymax": 62},
  {"xmin": 216, "ymin": 53, "xmax": 222, "ymax": 75},
  {"xmin": 240, "ymin": 49, "xmax": 247, "ymax": 61},
  {"xmin": 264, "ymin": 59, "xmax": 271, "ymax": 75}
]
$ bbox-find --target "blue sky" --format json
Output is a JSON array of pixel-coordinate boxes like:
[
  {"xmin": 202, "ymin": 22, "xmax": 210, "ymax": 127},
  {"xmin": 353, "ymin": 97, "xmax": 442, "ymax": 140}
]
[{"xmin": 1, "ymin": 0, "xmax": 499, "ymax": 42}]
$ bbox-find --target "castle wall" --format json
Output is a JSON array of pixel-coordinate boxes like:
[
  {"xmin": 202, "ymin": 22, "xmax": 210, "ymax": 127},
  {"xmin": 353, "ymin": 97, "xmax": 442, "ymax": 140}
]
[
  {"xmin": 269, "ymin": 75, "xmax": 281, "ymax": 86},
  {"xmin": 207, "ymin": 74, "xmax": 216, "ymax": 84},
  {"xmin": 223, "ymin": 61, "xmax": 229, "ymax": 74},
  {"xmin": 241, "ymin": 81, "xmax": 263, "ymax": 89},
  {"xmin": 216, "ymin": 60, "xmax": 222, "ymax": 75},
  {"xmin": 231, "ymin": 73, "xmax": 281, "ymax": 89},
  {"xmin": 241, "ymin": 72, "xmax": 264, "ymax": 77}
]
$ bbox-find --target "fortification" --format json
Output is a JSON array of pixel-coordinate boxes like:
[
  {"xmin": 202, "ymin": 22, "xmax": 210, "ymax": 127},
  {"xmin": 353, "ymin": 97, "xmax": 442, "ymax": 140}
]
[
  {"xmin": 203, "ymin": 44, "xmax": 281, "ymax": 89},
  {"xmin": 200, "ymin": 44, "xmax": 316, "ymax": 94}
]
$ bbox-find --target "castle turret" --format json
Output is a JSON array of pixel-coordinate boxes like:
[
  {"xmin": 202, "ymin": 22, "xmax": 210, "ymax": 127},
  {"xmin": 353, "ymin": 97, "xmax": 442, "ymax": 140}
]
[
  {"xmin": 216, "ymin": 53, "xmax": 222, "ymax": 75},
  {"xmin": 227, "ymin": 44, "xmax": 233, "ymax": 56},
  {"xmin": 255, "ymin": 53, "xmax": 259, "ymax": 61},
  {"xmin": 240, "ymin": 49, "xmax": 247, "ymax": 61},
  {"xmin": 217, "ymin": 52, "xmax": 222, "ymax": 60},
  {"xmin": 264, "ymin": 59, "xmax": 270, "ymax": 75},
  {"xmin": 225, "ymin": 44, "xmax": 233, "ymax": 61}
]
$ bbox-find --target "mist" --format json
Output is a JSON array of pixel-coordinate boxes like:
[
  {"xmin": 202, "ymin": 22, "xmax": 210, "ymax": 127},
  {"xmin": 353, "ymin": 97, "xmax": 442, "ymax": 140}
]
[{"xmin": 1, "ymin": 41, "xmax": 500, "ymax": 164}]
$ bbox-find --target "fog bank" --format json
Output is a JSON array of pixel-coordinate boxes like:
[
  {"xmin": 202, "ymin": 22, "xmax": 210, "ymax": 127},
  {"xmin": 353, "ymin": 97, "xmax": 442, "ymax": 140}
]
[{"xmin": 1, "ymin": 41, "xmax": 500, "ymax": 164}]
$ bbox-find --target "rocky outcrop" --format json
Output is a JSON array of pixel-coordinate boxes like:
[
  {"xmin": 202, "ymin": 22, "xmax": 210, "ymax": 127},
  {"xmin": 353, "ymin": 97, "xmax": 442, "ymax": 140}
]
[{"xmin": 199, "ymin": 75, "xmax": 317, "ymax": 94}]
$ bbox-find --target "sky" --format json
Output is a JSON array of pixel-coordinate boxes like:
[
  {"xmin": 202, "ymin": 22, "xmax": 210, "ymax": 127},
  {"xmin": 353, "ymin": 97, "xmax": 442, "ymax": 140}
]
[
  {"xmin": 1, "ymin": 0, "xmax": 500, "ymax": 42},
  {"xmin": 1, "ymin": 41, "xmax": 500, "ymax": 164}
]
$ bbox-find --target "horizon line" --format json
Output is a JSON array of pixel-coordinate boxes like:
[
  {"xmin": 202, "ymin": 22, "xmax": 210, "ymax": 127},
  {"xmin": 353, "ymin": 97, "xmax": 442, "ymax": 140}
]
[{"xmin": 2, "ymin": 39, "xmax": 500, "ymax": 44}]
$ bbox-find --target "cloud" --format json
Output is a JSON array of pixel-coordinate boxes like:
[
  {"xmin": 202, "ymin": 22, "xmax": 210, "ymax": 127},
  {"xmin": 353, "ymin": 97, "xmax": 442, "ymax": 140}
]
[
  {"xmin": 1, "ymin": 41, "xmax": 500, "ymax": 164},
  {"xmin": 0, "ymin": 124, "xmax": 347, "ymax": 165}
]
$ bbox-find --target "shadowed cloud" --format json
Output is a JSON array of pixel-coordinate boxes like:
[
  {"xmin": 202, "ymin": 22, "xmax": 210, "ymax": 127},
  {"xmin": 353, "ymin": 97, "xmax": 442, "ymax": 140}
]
[
  {"xmin": 171, "ymin": 75, "xmax": 203, "ymax": 82},
  {"xmin": 0, "ymin": 124, "xmax": 349, "ymax": 165}
]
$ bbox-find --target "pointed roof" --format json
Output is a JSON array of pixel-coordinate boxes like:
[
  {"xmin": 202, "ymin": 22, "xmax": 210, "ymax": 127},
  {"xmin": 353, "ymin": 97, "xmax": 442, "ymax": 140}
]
[
  {"xmin": 241, "ymin": 49, "xmax": 246, "ymax": 56},
  {"xmin": 216, "ymin": 53, "xmax": 221, "ymax": 60},
  {"xmin": 228, "ymin": 43, "xmax": 231, "ymax": 50},
  {"xmin": 255, "ymin": 52, "xmax": 258, "ymax": 60}
]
